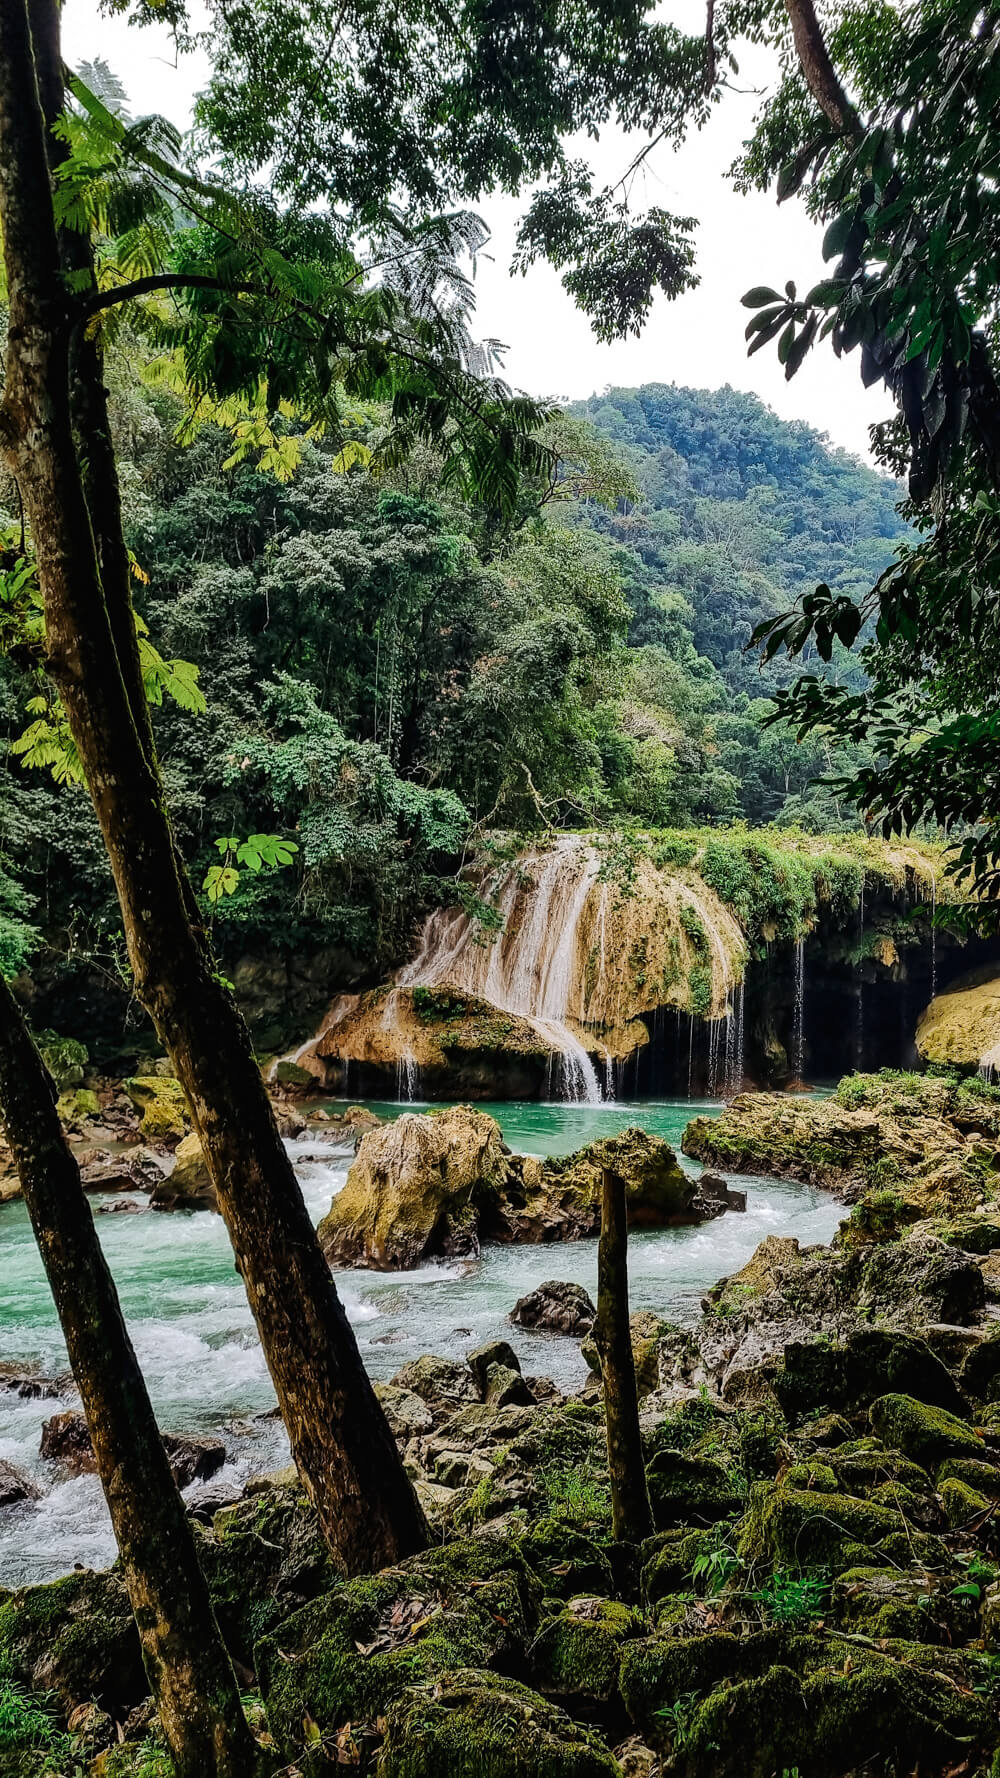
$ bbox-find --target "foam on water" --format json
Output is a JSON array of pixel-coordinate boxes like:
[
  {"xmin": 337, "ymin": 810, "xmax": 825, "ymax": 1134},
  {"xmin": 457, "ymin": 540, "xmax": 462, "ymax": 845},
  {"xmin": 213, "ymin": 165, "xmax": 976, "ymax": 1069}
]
[{"xmin": 0, "ymin": 1101, "xmax": 842, "ymax": 1584}]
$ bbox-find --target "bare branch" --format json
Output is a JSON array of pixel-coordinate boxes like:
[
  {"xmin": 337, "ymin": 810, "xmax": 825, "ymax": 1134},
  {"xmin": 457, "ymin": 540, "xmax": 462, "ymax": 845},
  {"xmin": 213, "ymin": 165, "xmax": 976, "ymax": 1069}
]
[{"xmin": 783, "ymin": 0, "xmax": 861, "ymax": 138}]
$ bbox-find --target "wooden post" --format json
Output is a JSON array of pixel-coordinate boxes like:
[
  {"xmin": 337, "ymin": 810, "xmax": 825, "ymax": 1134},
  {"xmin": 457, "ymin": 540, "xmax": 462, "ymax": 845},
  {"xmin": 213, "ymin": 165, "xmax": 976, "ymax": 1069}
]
[{"xmin": 595, "ymin": 1167, "xmax": 654, "ymax": 1543}]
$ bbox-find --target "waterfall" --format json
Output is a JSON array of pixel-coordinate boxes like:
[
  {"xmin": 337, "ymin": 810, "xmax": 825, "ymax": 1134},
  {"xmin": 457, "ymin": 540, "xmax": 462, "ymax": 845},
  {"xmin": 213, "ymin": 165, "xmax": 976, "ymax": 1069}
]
[
  {"xmin": 724, "ymin": 980, "xmax": 745, "ymax": 1099},
  {"xmin": 399, "ymin": 836, "xmax": 604, "ymax": 1104},
  {"xmin": 792, "ymin": 938, "xmax": 806, "ymax": 1080},
  {"xmin": 930, "ymin": 871, "xmax": 938, "ymax": 1001}
]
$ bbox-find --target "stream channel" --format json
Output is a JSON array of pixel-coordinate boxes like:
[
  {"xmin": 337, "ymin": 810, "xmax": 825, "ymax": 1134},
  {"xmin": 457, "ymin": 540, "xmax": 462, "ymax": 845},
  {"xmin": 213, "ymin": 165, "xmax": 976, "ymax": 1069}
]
[{"xmin": 0, "ymin": 1096, "xmax": 842, "ymax": 1586}]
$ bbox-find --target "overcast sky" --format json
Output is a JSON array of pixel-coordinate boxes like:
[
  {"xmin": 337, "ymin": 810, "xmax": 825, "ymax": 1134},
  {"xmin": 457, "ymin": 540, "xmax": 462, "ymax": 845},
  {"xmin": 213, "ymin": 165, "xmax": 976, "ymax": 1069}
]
[{"xmin": 61, "ymin": 1, "xmax": 893, "ymax": 463}]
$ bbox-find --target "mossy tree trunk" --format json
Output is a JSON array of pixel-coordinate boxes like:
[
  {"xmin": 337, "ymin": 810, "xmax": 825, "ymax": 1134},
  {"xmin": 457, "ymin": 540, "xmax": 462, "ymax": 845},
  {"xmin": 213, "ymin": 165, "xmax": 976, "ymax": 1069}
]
[
  {"xmin": 595, "ymin": 1167, "xmax": 654, "ymax": 1543},
  {"xmin": 0, "ymin": 976, "xmax": 256, "ymax": 1778},
  {"xmin": 0, "ymin": 0, "xmax": 427, "ymax": 1575}
]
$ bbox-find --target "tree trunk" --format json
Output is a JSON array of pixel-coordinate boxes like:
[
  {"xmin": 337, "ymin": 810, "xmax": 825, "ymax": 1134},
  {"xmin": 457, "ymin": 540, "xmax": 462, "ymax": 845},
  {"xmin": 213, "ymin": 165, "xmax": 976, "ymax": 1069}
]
[
  {"xmin": 0, "ymin": 0, "xmax": 426, "ymax": 1575},
  {"xmin": 782, "ymin": 0, "xmax": 860, "ymax": 137},
  {"xmin": 0, "ymin": 977, "xmax": 257, "ymax": 1778},
  {"xmin": 595, "ymin": 1168, "xmax": 654, "ymax": 1544}
]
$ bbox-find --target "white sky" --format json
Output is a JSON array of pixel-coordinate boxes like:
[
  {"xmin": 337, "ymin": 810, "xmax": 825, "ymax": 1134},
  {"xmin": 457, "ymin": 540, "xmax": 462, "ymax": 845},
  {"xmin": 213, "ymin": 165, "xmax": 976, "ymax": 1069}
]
[{"xmin": 61, "ymin": 0, "xmax": 893, "ymax": 463}]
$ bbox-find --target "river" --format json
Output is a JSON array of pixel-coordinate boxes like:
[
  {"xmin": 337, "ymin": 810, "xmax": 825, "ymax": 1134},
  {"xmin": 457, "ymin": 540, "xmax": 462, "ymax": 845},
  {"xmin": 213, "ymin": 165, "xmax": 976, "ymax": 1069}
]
[{"xmin": 0, "ymin": 1097, "xmax": 842, "ymax": 1586}]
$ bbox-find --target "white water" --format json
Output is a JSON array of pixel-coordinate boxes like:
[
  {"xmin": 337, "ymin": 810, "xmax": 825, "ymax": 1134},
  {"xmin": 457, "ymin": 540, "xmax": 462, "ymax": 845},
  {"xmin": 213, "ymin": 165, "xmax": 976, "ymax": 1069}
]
[
  {"xmin": 0, "ymin": 1102, "xmax": 843, "ymax": 1586},
  {"xmin": 400, "ymin": 837, "xmax": 605, "ymax": 1103}
]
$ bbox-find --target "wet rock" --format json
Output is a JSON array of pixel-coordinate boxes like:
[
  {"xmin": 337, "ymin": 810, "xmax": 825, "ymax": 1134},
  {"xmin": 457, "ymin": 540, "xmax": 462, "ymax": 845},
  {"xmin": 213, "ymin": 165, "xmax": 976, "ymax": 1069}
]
[
  {"xmin": 467, "ymin": 1339, "xmax": 522, "ymax": 1389},
  {"xmin": 39, "ymin": 1409, "xmax": 225, "ymax": 1487},
  {"xmin": 40, "ymin": 1408, "xmax": 97, "ymax": 1473},
  {"xmin": 0, "ymin": 1362, "xmax": 59, "ymax": 1400},
  {"xmin": 500, "ymin": 1128, "xmax": 712, "ymax": 1243},
  {"xmin": 0, "ymin": 1459, "xmax": 40, "ymax": 1508},
  {"xmin": 511, "ymin": 1279, "xmax": 597, "ymax": 1336},
  {"xmin": 97, "ymin": 1196, "xmax": 147, "ymax": 1214},
  {"xmin": 318, "ymin": 1104, "xmax": 507, "ymax": 1267},
  {"xmin": 684, "ymin": 1072, "xmax": 1000, "ymax": 1218}
]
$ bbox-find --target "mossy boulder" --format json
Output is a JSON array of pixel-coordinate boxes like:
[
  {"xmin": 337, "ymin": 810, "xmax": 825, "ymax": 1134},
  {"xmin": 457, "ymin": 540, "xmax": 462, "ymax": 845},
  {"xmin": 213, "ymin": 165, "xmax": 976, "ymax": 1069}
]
[
  {"xmin": 376, "ymin": 1669, "xmax": 622, "ymax": 1777},
  {"xmin": 644, "ymin": 1451, "xmax": 744, "ymax": 1530},
  {"xmin": 318, "ymin": 1105, "xmax": 509, "ymax": 1267},
  {"xmin": 55, "ymin": 1087, "xmax": 100, "ymax": 1129},
  {"xmin": 583, "ymin": 1312, "xmax": 670, "ymax": 1399},
  {"xmin": 124, "ymin": 1074, "xmax": 188, "ymax": 1142},
  {"xmin": 868, "ymin": 1393, "xmax": 986, "ymax": 1468},
  {"xmin": 515, "ymin": 1519, "xmax": 613, "ymax": 1600},
  {"xmin": 530, "ymin": 1598, "xmax": 643, "ymax": 1707},
  {"xmin": 621, "ymin": 1629, "xmax": 993, "ymax": 1776},
  {"xmin": 256, "ymin": 1535, "xmax": 539, "ymax": 1758},
  {"xmin": 738, "ymin": 1479, "xmax": 942, "ymax": 1570},
  {"xmin": 390, "ymin": 1355, "xmax": 479, "ymax": 1419},
  {"xmin": 773, "ymin": 1328, "xmax": 965, "ymax": 1419},
  {"xmin": 916, "ymin": 969, "xmax": 1000, "ymax": 1071},
  {"xmin": 37, "ymin": 1029, "xmax": 88, "ymax": 1090},
  {"xmin": 831, "ymin": 1565, "xmax": 976, "ymax": 1642},
  {"xmin": 199, "ymin": 1484, "xmax": 338, "ymax": 1665},
  {"xmin": 0, "ymin": 1571, "xmax": 145, "ymax": 1717},
  {"xmin": 503, "ymin": 1129, "xmax": 698, "ymax": 1243}
]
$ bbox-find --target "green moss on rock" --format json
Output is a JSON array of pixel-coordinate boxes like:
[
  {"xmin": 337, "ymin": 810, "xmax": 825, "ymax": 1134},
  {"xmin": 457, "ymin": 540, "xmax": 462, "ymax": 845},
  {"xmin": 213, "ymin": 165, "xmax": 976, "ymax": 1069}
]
[
  {"xmin": 0, "ymin": 1570, "xmax": 144, "ymax": 1716},
  {"xmin": 375, "ymin": 1668, "xmax": 622, "ymax": 1777},
  {"xmin": 869, "ymin": 1393, "xmax": 983, "ymax": 1468}
]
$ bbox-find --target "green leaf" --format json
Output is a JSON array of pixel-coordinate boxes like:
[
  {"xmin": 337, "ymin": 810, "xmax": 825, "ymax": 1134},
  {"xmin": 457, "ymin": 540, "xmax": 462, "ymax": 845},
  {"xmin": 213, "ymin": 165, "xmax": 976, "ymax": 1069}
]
[{"xmin": 741, "ymin": 286, "xmax": 783, "ymax": 309}]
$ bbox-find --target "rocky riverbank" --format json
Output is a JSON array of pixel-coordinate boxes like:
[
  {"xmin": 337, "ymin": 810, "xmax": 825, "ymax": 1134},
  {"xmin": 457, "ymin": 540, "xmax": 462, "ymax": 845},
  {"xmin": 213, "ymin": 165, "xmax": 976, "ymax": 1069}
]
[{"xmin": 4, "ymin": 1070, "xmax": 1000, "ymax": 1777}]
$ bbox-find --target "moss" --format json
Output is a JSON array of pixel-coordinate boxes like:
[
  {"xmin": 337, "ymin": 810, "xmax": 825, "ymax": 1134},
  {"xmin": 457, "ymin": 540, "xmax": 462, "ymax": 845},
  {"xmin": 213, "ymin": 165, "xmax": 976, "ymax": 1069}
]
[
  {"xmin": 623, "ymin": 1628, "xmax": 994, "ymax": 1777},
  {"xmin": 824, "ymin": 1439, "xmax": 932, "ymax": 1498},
  {"xmin": 869, "ymin": 1393, "xmax": 984, "ymax": 1468},
  {"xmin": 530, "ymin": 1600, "xmax": 643, "ymax": 1705},
  {"xmin": 783, "ymin": 1461, "xmax": 839, "ymax": 1493},
  {"xmin": 644, "ymin": 1451, "xmax": 745, "ymax": 1531},
  {"xmin": 375, "ymin": 1668, "xmax": 621, "ymax": 1777},
  {"xmin": 55, "ymin": 1087, "xmax": 100, "ymax": 1127},
  {"xmin": 640, "ymin": 1531, "xmax": 711, "ymax": 1605},
  {"xmin": 516, "ymin": 1519, "xmax": 613, "ymax": 1600},
  {"xmin": 257, "ymin": 1537, "xmax": 538, "ymax": 1758},
  {"xmin": 831, "ymin": 1566, "xmax": 976, "ymax": 1643},
  {"xmin": 737, "ymin": 1480, "xmax": 942, "ymax": 1572},
  {"xmin": 198, "ymin": 1485, "xmax": 337, "ymax": 1664},
  {"xmin": 936, "ymin": 1456, "xmax": 1000, "ymax": 1495},
  {"xmin": 940, "ymin": 1476, "xmax": 992, "ymax": 1527},
  {"xmin": 0, "ymin": 1571, "xmax": 144, "ymax": 1717}
]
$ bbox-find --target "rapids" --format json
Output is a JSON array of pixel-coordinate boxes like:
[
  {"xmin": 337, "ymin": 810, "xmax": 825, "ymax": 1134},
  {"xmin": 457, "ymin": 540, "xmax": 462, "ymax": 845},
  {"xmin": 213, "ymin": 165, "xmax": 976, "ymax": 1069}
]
[{"xmin": 0, "ymin": 1097, "xmax": 842, "ymax": 1587}]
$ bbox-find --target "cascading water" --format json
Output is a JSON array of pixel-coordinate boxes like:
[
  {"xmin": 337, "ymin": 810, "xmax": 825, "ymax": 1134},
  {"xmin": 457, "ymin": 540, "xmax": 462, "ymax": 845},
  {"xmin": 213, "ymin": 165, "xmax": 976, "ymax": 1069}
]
[
  {"xmin": 792, "ymin": 937, "xmax": 806, "ymax": 1079},
  {"xmin": 400, "ymin": 837, "xmax": 605, "ymax": 1104},
  {"xmin": 724, "ymin": 980, "xmax": 745, "ymax": 1098}
]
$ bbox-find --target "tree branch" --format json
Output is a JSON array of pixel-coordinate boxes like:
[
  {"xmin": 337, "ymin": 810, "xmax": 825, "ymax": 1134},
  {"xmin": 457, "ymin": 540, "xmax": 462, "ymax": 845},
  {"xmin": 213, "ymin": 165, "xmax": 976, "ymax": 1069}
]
[
  {"xmin": 783, "ymin": 0, "xmax": 861, "ymax": 138},
  {"xmin": 76, "ymin": 271, "xmax": 255, "ymax": 318}
]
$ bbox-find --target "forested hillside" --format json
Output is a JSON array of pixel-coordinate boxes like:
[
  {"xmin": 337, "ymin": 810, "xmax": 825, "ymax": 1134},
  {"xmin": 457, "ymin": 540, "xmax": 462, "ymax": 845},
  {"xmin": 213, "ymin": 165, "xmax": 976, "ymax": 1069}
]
[
  {"xmin": 571, "ymin": 383, "xmax": 909, "ymax": 826},
  {"xmin": 0, "ymin": 377, "xmax": 907, "ymax": 1029}
]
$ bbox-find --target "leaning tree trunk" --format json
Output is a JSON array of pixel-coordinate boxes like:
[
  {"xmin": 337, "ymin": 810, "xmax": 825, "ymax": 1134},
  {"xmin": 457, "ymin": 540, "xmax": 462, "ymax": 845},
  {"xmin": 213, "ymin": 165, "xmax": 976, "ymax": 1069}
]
[
  {"xmin": 595, "ymin": 1168, "xmax": 654, "ymax": 1543},
  {"xmin": 0, "ymin": 977, "xmax": 256, "ymax": 1778},
  {"xmin": 0, "ymin": 0, "xmax": 426, "ymax": 1575}
]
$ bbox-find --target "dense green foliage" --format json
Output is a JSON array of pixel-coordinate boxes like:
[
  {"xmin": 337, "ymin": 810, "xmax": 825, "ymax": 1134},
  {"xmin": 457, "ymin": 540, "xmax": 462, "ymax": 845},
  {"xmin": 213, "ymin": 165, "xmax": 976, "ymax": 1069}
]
[{"xmin": 0, "ymin": 374, "xmax": 909, "ymax": 1006}]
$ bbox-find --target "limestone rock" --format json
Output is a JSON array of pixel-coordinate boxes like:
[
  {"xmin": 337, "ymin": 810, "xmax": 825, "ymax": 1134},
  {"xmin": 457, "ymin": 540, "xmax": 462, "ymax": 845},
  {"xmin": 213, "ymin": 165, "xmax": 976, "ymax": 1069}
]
[
  {"xmin": 152, "ymin": 1131, "xmax": 216, "ymax": 1210},
  {"xmin": 389, "ymin": 1354, "xmax": 479, "ymax": 1418},
  {"xmin": 684, "ymin": 1071, "xmax": 1000, "ymax": 1216},
  {"xmin": 916, "ymin": 967, "xmax": 1000, "ymax": 1071},
  {"xmin": 500, "ymin": 1128, "xmax": 699, "ymax": 1243},
  {"xmin": 318, "ymin": 1104, "xmax": 508, "ymax": 1267},
  {"xmin": 511, "ymin": 1279, "xmax": 597, "ymax": 1335},
  {"xmin": 374, "ymin": 1382, "xmax": 435, "ymax": 1439}
]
